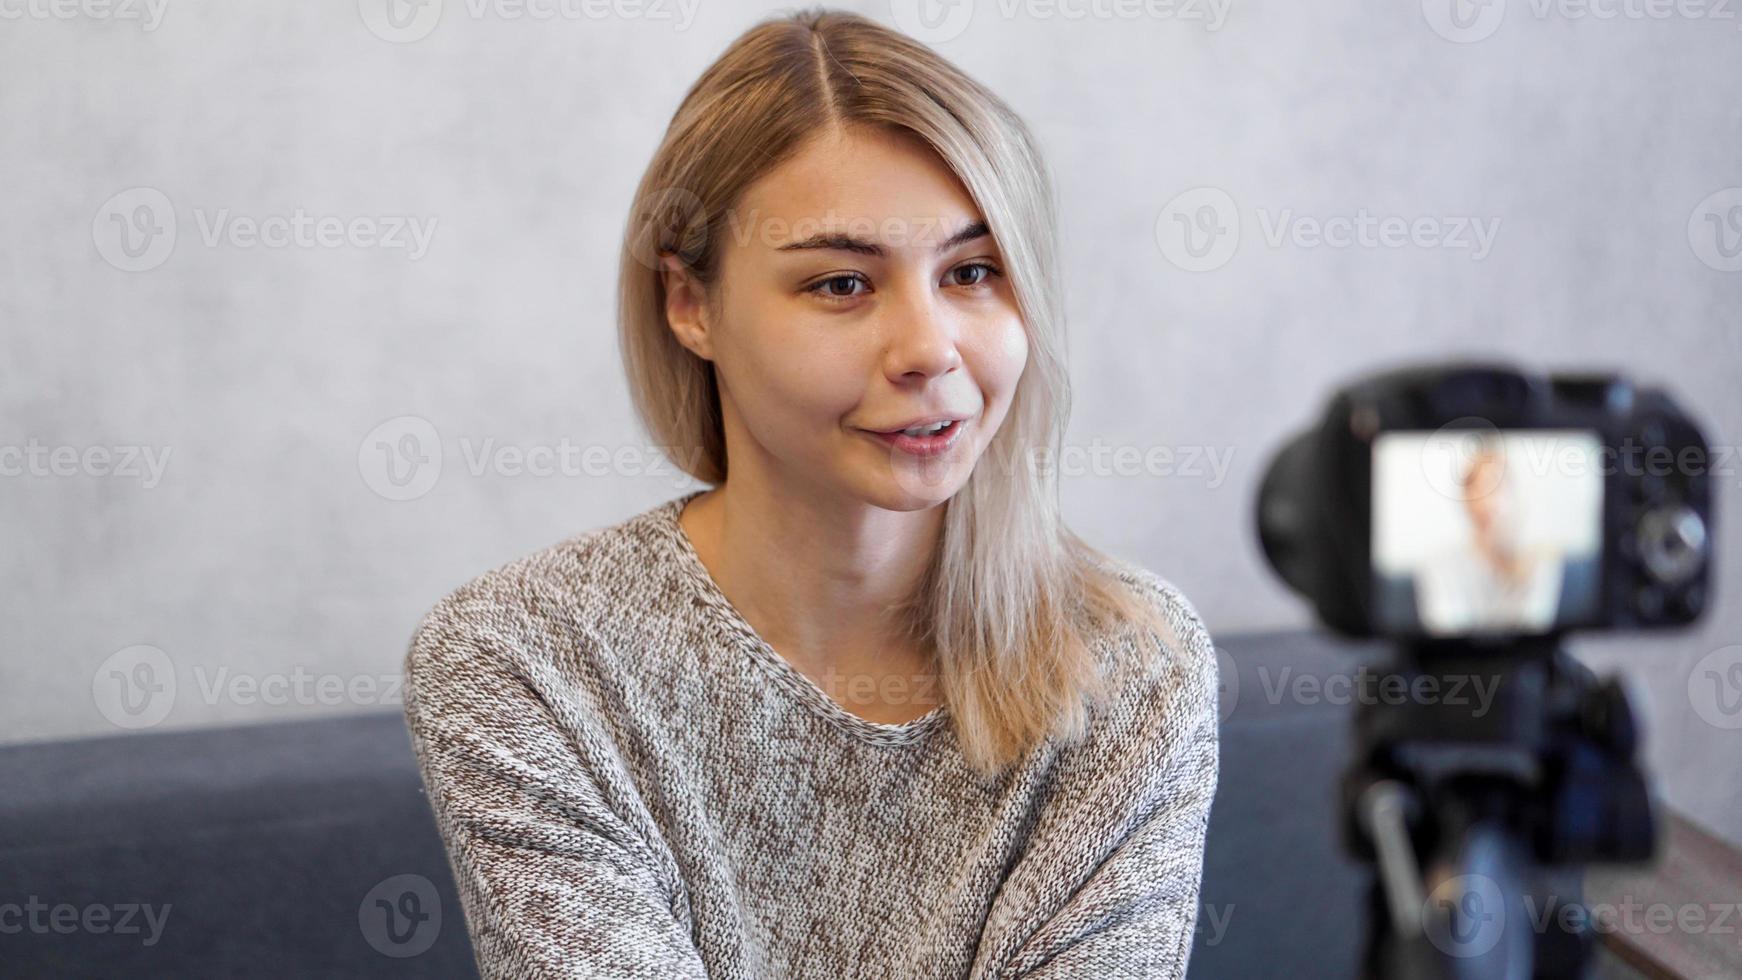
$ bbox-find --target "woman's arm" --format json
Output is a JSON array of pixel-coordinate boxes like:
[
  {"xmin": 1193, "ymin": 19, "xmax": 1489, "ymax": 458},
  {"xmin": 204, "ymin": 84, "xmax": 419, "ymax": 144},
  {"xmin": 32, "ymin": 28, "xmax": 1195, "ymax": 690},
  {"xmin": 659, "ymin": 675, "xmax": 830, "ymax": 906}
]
[
  {"xmin": 998, "ymin": 708, "xmax": 1218, "ymax": 978},
  {"xmin": 976, "ymin": 576, "xmax": 1221, "ymax": 980},
  {"xmin": 402, "ymin": 605, "xmax": 710, "ymax": 980}
]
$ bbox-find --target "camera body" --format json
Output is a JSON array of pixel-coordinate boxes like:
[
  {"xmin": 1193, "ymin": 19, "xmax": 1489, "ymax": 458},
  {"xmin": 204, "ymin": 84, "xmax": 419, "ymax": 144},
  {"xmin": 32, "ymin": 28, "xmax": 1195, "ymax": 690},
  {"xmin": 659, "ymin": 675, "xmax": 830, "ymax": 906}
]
[{"xmin": 1258, "ymin": 362, "xmax": 1714, "ymax": 641}]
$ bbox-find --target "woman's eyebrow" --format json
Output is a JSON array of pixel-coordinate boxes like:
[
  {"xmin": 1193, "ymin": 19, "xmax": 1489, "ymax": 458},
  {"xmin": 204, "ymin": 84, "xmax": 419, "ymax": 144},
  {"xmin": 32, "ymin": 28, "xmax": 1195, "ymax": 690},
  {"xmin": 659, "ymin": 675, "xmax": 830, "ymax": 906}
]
[{"xmin": 774, "ymin": 219, "xmax": 990, "ymax": 257}]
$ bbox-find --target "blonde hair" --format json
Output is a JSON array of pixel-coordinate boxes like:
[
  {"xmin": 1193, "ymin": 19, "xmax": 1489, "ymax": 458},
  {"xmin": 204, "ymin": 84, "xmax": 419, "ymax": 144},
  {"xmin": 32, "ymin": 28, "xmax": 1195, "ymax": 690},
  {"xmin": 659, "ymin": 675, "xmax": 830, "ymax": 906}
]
[{"xmin": 618, "ymin": 7, "xmax": 1180, "ymax": 777}]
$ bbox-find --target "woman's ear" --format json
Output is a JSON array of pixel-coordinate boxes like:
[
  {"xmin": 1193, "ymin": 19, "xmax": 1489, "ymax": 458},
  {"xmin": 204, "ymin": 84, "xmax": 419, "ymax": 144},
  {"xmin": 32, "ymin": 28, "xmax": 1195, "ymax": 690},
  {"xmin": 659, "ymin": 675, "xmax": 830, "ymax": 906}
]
[{"xmin": 660, "ymin": 254, "xmax": 714, "ymax": 362}]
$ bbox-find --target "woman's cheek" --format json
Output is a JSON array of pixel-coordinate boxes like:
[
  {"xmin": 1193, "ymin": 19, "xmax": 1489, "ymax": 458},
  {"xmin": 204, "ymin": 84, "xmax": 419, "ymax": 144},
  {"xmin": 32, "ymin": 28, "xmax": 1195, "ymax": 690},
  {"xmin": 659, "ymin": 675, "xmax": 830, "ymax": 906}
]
[
  {"xmin": 987, "ymin": 316, "xmax": 1029, "ymax": 392},
  {"xmin": 756, "ymin": 333, "xmax": 863, "ymax": 433}
]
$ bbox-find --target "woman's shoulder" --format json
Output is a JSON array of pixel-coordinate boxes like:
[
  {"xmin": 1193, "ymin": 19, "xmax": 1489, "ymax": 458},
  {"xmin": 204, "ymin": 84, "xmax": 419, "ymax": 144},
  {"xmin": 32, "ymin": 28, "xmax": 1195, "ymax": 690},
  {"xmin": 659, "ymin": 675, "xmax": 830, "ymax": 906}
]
[
  {"xmin": 1083, "ymin": 553, "xmax": 1221, "ymax": 730},
  {"xmin": 1090, "ymin": 553, "xmax": 1215, "ymax": 657}
]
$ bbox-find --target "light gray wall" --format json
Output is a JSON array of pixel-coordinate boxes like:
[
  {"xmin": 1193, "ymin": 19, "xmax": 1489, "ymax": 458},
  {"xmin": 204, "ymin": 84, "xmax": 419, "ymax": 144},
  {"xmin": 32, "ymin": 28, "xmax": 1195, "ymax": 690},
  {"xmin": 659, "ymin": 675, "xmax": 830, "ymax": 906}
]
[{"xmin": 4, "ymin": 1, "xmax": 1739, "ymax": 846}]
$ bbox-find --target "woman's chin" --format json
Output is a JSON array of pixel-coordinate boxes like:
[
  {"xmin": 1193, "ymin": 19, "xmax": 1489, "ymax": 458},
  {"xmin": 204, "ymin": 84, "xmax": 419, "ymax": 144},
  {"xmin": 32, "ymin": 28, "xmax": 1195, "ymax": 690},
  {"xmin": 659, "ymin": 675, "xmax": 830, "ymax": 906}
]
[{"xmin": 851, "ymin": 470, "xmax": 964, "ymax": 511}]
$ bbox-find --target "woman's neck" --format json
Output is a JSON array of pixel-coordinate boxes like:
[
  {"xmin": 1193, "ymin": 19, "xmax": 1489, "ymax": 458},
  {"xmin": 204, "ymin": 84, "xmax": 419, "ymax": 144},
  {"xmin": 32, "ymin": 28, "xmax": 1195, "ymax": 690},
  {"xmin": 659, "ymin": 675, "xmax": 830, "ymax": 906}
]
[{"xmin": 677, "ymin": 480, "xmax": 942, "ymax": 683}]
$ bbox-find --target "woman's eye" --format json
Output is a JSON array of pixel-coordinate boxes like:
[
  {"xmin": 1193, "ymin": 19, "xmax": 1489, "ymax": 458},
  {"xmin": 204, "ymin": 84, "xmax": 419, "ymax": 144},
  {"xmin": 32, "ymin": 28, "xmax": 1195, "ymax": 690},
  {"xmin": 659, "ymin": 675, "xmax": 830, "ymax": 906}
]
[
  {"xmin": 949, "ymin": 262, "xmax": 1002, "ymax": 288},
  {"xmin": 804, "ymin": 263, "xmax": 1002, "ymax": 304},
  {"xmin": 805, "ymin": 273, "xmax": 869, "ymax": 301}
]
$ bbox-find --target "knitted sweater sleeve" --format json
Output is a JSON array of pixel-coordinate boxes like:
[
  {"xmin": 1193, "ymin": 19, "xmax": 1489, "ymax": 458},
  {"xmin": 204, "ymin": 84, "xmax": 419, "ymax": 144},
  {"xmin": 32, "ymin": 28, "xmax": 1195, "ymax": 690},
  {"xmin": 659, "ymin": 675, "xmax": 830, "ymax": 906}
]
[
  {"xmin": 981, "ymin": 576, "xmax": 1221, "ymax": 980},
  {"xmin": 401, "ymin": 598, "xmax": 709, "ymax": 980}
]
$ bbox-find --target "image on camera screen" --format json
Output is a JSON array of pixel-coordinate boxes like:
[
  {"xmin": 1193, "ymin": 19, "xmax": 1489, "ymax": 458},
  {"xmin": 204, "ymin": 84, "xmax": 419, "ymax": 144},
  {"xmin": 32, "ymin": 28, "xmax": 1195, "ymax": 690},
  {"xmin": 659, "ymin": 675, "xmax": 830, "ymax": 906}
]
[{"xmin": 1371, "ymin": 429, "xmax": 1604, "ymax": 636}]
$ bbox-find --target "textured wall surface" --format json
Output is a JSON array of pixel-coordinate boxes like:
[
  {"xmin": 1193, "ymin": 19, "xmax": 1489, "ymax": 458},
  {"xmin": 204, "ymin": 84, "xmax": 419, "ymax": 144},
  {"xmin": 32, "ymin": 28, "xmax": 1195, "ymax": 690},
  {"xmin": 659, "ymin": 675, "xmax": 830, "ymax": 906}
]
[{"xmin": 3, "ymin": 0, "xmax": 1738, "ymax": 844}]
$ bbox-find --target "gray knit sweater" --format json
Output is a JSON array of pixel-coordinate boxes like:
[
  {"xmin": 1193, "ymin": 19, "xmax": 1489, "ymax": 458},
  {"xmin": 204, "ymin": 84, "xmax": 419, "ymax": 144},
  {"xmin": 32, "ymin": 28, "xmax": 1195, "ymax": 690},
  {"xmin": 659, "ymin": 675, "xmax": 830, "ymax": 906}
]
[{"xmin": 401, "ymin": 490, "xmax": 1220, "ymax": 979}]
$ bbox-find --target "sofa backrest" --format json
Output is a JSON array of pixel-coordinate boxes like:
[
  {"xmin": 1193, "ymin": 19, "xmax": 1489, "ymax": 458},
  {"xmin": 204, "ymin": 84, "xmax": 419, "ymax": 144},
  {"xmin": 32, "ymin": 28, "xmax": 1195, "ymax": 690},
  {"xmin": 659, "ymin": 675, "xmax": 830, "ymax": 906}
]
[{"xmin": 0, "ymin": 630, "xmax": 1374, "ymax": 978}]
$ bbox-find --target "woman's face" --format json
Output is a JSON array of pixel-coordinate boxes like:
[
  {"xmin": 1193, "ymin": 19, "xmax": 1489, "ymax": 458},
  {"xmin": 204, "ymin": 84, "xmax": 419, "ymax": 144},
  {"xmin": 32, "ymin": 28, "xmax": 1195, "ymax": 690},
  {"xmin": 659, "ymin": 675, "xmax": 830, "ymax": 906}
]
[
  {"xmin": 1462, "ymin": 449, "xmax": 1511, "ymax": 535},
  {"xmin": 662, "ymin": 125, "xmax": 1029, "ymax": 511}
]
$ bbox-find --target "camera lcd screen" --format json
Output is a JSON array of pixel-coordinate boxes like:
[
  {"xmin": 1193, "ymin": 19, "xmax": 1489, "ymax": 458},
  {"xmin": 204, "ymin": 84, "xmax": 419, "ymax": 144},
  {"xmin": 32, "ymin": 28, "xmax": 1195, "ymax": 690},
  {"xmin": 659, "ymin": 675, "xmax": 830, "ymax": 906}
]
[{"xmin": 1371, "ymin": 429, "xmax": 1604, "ymax": 636}]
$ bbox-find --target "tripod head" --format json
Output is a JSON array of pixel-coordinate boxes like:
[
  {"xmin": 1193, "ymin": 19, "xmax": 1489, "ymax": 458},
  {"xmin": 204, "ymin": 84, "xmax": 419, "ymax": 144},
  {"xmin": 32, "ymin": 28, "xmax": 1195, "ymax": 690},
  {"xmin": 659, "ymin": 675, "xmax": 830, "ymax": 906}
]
[{"xmin": 1342, "ymin": 639, "xmax": 1653, "ymax": 978}]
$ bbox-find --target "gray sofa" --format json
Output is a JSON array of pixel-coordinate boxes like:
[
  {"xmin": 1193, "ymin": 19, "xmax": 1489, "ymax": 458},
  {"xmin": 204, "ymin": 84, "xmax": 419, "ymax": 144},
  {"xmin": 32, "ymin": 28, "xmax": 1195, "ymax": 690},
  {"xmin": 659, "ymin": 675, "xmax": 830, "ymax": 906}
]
[{"xmin": 0, "ymin": 631, "xmax": 1375, "ymax": 977}]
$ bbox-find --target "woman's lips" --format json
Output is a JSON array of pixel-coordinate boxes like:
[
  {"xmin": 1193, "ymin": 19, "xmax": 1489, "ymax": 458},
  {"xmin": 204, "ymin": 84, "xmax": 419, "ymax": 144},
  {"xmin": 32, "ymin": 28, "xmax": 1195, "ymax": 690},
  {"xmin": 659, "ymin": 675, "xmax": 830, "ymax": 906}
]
[{"xmin": 860, "ymin": 417, "xmax": 967, "ymax": 458}]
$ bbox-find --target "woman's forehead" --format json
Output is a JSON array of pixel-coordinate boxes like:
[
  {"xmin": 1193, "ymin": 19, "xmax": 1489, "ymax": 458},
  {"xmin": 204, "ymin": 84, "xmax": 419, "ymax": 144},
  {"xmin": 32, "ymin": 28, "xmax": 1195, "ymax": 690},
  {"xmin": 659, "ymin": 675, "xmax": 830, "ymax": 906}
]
[{"xmin": 732, "ymin": 130, "xmax": 980, "ymax": 242}]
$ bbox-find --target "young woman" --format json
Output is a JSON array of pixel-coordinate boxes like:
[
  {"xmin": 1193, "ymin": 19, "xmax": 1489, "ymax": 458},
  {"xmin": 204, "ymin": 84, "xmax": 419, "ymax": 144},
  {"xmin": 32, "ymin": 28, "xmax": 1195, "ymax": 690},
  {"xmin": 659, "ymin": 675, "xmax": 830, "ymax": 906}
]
[{"xmin": 403, "ymin": 9, "xmax": 1220, "ymax": 978}]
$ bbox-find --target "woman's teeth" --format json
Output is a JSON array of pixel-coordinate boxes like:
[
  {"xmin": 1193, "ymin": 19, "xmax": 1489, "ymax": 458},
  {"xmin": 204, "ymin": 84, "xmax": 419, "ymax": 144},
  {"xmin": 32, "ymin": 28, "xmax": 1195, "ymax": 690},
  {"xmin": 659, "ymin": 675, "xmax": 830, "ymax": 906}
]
[{"xmin": 902, "ymin": 420, "xmax": 952, "ymax": 437}]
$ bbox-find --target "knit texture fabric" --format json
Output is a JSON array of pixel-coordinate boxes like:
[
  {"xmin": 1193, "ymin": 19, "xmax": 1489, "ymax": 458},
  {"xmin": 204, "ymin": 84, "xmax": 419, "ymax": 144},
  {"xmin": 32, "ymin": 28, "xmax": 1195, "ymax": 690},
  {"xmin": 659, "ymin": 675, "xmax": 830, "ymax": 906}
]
[{"xmin": 402, "ymin": 489, "xmax": 1220, "ymax": 979}]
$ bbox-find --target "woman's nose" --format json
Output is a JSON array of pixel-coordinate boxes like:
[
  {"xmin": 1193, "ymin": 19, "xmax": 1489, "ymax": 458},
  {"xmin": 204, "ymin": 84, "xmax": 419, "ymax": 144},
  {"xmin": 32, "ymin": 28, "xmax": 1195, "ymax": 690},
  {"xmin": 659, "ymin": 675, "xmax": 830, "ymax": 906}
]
[{"xmin": 882, "ymin": 288, "xmax": 963, "ymax": 382}]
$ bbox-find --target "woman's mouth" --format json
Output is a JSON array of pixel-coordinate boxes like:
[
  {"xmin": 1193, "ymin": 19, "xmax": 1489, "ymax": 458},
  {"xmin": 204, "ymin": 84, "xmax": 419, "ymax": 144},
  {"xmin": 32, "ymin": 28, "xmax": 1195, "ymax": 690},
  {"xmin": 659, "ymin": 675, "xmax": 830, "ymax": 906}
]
[{"xmin": 861, "ymin": 418, "xmax": 967, "ymax": 458}]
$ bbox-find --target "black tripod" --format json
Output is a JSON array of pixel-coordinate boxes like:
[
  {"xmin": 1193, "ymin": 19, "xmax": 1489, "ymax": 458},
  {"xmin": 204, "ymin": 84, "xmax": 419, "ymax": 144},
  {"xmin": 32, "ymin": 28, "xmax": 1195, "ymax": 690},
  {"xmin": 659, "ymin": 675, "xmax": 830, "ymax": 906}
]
[{"xmin": 1340, "ymin": 638, "xmax": 1657, "ymax": 979}]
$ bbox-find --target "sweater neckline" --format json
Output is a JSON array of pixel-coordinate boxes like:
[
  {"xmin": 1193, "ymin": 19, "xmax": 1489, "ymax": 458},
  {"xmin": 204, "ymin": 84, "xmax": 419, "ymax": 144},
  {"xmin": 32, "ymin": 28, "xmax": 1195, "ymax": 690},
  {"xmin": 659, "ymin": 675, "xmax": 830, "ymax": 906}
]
[{"xmin": 655, "ymin": 489, "xmax": 950, "ymax": 747}]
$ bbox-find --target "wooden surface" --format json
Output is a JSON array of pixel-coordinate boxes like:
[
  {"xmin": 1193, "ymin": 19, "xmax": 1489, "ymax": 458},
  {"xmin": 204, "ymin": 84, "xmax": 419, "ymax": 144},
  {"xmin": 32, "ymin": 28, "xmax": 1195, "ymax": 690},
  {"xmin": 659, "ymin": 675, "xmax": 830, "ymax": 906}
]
[{"xmin": 1585, "ymin": 811, "xmax": 1742, "ymax": 980}]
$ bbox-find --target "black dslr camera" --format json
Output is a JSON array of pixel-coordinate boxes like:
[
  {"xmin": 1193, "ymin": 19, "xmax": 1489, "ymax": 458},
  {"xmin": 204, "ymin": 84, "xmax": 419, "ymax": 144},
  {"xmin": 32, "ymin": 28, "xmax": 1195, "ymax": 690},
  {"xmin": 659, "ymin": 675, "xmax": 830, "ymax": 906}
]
[
  {"xmin": 1258, "ymin": 362, "xmax": 1713, "ymax": 642},
  {"xmin": 1255, "ymin": 362, "xmax": 1716, "ymax": 980}
]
